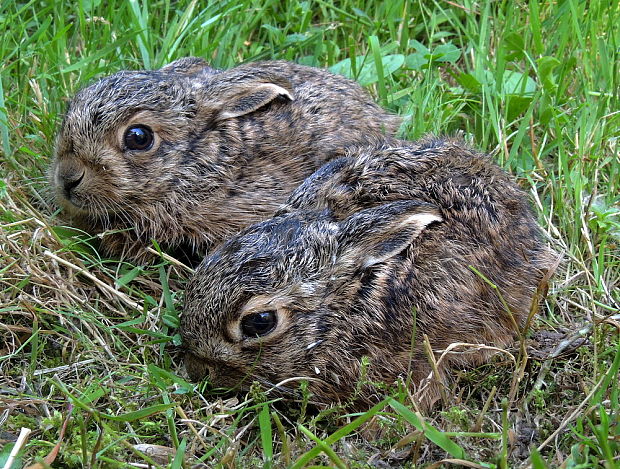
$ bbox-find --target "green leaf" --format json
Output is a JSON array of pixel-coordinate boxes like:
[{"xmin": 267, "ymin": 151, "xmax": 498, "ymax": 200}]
[
  {"xmin": 405, "ymin": 52, "xmax": 427, "ymax": 71},
  {"xmin": 503, "ymin": 70, "xmax": 537, "ymax": 96},
  {"xmin": 0, "ymin": 442, "xmax": 23, "ymax": 469},
  {"xmin": 261, "ymin": 24, "xmax": 282, "ymax": 36},
  {"xmin": 405, "ymin": 42, "xmax": 460, "ymax": 69},
  {"xmin": 432, "ymin": 43, "xmax": 461, "ymax": 63},
  {"xmin": 456, "ymin": 73, "xmax": 482, "ymax": 93},
  {"xmin": 171, "ymin": 333, "xmax": 183, "ymax": 346},
  {"xmin": 51, "ymin": 226, "xmax": 88, "ymax": 240},
  {"xmin": 295, "ymin": 424, "xmax": 347, "ymax": 469},
  {"xmin": 409, "ymin": 39, "xmax": 430, "ymax": 54},
  {"xmin": 359, "ymin": 54, "xmax": 404, "ymax": 86},
  {"xmin": 159, "ymin": 266, "xmax": 175, "ymax": 312},
  {"xmin": 351, "ymin": 7, "xmax": 370, "ymax": 20},
  {"xmin": 147, "ymin": 364, "xmax": 193, "ymax": 394},
  {"xmin": 327, "ymin": 57, "xmax": 353, "ymax": 78},
  {"xmin": 112, "ymin": 316, "xmax": 147, "ymax": 328},
  {"xmin": 506, "ymin": 95, "xmax": 533, "ymax": 122},
  {"xmin": 537, "ymin": 56, "xmax": 561, "ymax": 92},
  {"xmin": 59, "ymin": 32, "xmax": 134, "ymax": 73},
  {"xmin": 79, "ymin": 383, "xmax": 108, "ymax": 404},
  {"xmin": 530, "ymin": 446, "xmax": 548, "ymax": 468},
  {"xmin": 329, "ymin": 54, "xmax": 404, "ymax": 86},
  {"xmin": 292, "ymin": 398, "xmax": 389, "ymax": 468},
  {"xmin": 285, "ymin": 33, "xmax": 308, "ymax": 44},
  {"xmin": 162, "ymin": 311, "xmax": 180, "ymax": 328},
  {"xmin": 115, "ymin": 266, "xmax": 143, "ymax": 288},
  {"xmin": 0, "ymin": 59, "xmax": 11, "ymax": 158},
  {"xmin": 504, "ymin": 32, "xmax": 525, "ymax": 60},
  {"xmin": 170, "ymin": 438, "xmax": 187, "ymax": 469},
  {"xmin": 529, "ymin": 0, "xmax": 544, "ymax": 54},
  {"xmin": 158, "ymin": 0, "xmax": 200, "ymax": 65},
  {"xmin": 55, "ymin": 377, "xmax": 177, "ymax": 422},
  {"xmin": 50, "ymin": 226, "xmax": 99, "ymax": 256},
  {"xmin": 104, "ymin": 403, "xmax": 178, "ymax": 422},
  {"xmin": 81, "ymin": 0, "xmax": 102, "ymax": 9},
  {"xmin": 592, "ymin": 341, "xmax": 620, "ymax": 405},
  {"xmin": 119, "ymin": 326, "xmax": 172, "ymax": 339},
  {"xmin": 368, "ymin": 35, "xmax": 387, "ymax": 104},
  {"xmin": 159, "ymin": 265, "xmax": 179, "ymax": 328}
]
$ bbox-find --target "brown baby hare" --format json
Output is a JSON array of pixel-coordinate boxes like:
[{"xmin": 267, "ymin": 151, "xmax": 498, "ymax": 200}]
[
  {"xmin": 50, "ymin": 58, "xmax": 399, "ymax": 262},
  {"xmin": 181, "ymin": 137, "xmax": 556, "ymax": 408}
]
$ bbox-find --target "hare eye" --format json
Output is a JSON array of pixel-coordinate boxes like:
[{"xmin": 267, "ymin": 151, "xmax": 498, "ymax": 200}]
[
  {"xmin": 124, "ymin": 125, "xmax": 154, "ymax": 151},
  {"xmin": 241, "ymin": 311, "xmax": 277, "ymax": 338}
]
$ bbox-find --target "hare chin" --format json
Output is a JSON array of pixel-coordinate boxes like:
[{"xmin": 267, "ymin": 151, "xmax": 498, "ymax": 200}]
[
  {"xmin": 58, "ymin": 195, "xmax": 110, "ymax": 220},
  {"xmin": 56, "ymin": 194, "xmax": 86, "ymax": 214}
]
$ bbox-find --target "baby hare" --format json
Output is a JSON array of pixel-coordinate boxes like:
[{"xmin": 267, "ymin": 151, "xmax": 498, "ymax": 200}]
[
  {"xmin": 181, "ymin": 137, "xmax": 556, "ymax": 407},
  {"xmin": 50, "ymin": 58, "xmax": 399, "ymax": 262}
]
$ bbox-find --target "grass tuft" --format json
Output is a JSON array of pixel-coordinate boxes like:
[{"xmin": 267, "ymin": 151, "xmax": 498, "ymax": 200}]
[{"xmin": 1, "ymin": 0, "xmax": 619, "ymax": 467}]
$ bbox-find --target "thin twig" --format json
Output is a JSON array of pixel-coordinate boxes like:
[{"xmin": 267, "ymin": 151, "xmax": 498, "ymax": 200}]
[
  {"xmin": 524, "ymin": 313, "xmax": 619, "ymax": 412},
  {"xmin": 175, "ymin": 406, "xmax": 210, "ymax": 451},
  {"xmin": 146, "ymin": 247, "xmax": 195, "ymax": 273},
  {"xmin": 472, "ymin": 386, "xmax": 497, "ymax": 433},
  {"xmin": 44, "ymin": 250, "xmax": 139, "ymax": 311},
  {"xmin": 433, "ymin": 342, "xmax": 516, "ymax": 368},
  {"xmin": 422, "ymin": 334, "xmax": 449, "ymax": 407},
  {"xmin": 33, "ymin": 358, "xmax": 98, "ymax": 376},
  {"xmin": 536, "ymin": 372, "xmax": 607, "ymax": 453},
  {"xmin": 3, "ymin": 427, "xmax": 32, "ymax": 469}
]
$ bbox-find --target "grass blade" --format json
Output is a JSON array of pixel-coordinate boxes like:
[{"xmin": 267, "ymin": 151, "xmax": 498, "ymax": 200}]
[
  {"xmin": 295, "ymin": 424, "xmax": 347, "ymax": 469},
  {"xmin": 389, "ymin": 398, "xmax": 467, "ymax": 459},
  {"xmin": 292, "ymin": 398, "xmax": 389, "ymax": 467},
  {"xmin": 0, "ymin": 76, "xmax": 11, "ymax": 160},
  {"xmin": 369, "ymin": 34, "xmax": 387, "ymax": 106},
  {"xmin": 170, "ymin": 438, "xmax": 187, "ymax": 469},
  {"xmin": 258, "ymin": 403, "xmax": 273, "ymax": 468}
]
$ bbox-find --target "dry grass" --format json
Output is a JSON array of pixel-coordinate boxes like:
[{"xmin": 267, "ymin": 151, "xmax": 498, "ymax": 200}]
[
  {"xmin": 1, "ymin": 143, "xmax": 617, "ymax": 467},
  {"xmin": 1, "ymin": 0, "xmax": 619, "ymax": 467}
]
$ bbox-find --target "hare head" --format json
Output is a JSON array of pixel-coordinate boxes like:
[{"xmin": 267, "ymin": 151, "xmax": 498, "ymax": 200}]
[
  {"xmin": 182, "ymin": 200, "xmax": 442, "ymax": 404},
  {"xmin": 50, "ymin": 58, "xmax": 399, "ymax": 261}
]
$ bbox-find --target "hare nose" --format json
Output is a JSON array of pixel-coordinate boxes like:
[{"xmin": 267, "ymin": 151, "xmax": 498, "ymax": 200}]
[{"xmin": 60, "ymin": 170, "xmax": 85, "ymax": 197}]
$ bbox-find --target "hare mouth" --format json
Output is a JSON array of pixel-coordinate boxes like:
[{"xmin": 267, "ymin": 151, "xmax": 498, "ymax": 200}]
[
  {"xmin": 57, "ymin": 191, "xmax": 88, "ymax": 213},
  {"xmin": 59, "ymin": 192, "xmax": 120, "ymax": 220}
]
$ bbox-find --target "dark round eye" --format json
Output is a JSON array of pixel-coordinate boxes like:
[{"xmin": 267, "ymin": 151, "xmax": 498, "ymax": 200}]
[
  {"xmin": 123, "ymin": 125, "xmax": 154, "ymax": 151},
  {"xmin": 241, "ymin": 311, "xmax": 277, "ymax": 338}
]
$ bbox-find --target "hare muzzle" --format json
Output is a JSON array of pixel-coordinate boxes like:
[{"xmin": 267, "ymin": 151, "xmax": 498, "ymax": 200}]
[
  {"xmin": 55, "ymin": 160, "xmax": 86, "ymax": 205},
  {"xmin": 184, "ymin": 352, "xmax": 210, "ymax": 382}
]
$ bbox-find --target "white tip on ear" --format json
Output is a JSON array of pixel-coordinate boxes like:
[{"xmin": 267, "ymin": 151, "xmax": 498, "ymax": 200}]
[
  {"xmin": 261, "ymin": 83, "xmax": 294, "ymax": 101},
  {"xmin": 217, "ymin": 82, "xmax": 295, "ymax": 121},
  {"xmin": 402, "ymin": 212, "xmax": 443, "ymax": 227},
  {"xmin": 355, "ymin": 208, "xmax": 443, "ymax": 269}
]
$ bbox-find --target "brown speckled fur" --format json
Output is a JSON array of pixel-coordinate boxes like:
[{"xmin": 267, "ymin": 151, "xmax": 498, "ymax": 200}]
[
  {"xmin": 181, "ymin": 137, "xmax": 556, "ymax": 408},
  {"xmin": 49, "ymin": 57, "xmax": 400, "ymax": 261}
]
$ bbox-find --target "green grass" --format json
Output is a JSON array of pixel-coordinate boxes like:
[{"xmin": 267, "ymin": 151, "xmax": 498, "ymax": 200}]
[{"xmin": 1, "ymin": 0, "xmax": 619, "ymax": 467}]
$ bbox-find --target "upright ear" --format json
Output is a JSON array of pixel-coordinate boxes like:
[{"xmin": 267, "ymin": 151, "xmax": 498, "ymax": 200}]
[
  {"xmin": 204, "ymin": 73, "xmax": 294, "ymax": 122},
  {"xmin": 159, "ymin": 57, "xmax": 214, "ymax": 75},
  {"xmin": 337, "ymin": 201, "xmax": 442, "ymax": 269}
]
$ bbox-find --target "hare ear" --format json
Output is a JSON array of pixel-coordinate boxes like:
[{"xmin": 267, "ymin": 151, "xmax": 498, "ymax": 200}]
[
  {"xmin": 159, "ymin": 57, "xmax": 213, "ymax": 75},
  {"xmin": 337, "ymin": 201, "xmax": 442, "ymax": 269},
  {"xmin": 211, "ymin": 79, "xmax": 294, "ymax": 121}
]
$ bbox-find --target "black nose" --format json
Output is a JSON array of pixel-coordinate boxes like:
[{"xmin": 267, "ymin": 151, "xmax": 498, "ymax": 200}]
[{"xmin": 61, "ymin": 171, "xmax": 84, "ymax": 198}]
